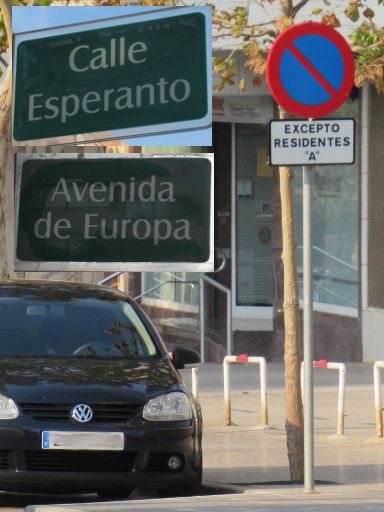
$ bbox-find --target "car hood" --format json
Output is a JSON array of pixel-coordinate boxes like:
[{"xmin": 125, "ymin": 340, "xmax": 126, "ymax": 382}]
[{"xmin": 0, "ymin": 358, "xmax": 183, "ymax": 403}]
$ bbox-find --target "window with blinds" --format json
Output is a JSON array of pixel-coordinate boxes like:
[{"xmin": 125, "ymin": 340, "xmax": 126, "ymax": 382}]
[
  {"xmin": 368, "ymin": 90, "xmax": 384, "ymax": 309},
  {"xmin": 235, "ymin": 123, "xmax": 273, "ymax": 306}
]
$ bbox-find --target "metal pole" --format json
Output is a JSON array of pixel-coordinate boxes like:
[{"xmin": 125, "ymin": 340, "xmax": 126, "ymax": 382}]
[
  {"xmin": 227, "ymin": 289, "xmax": 233, "ymax": 355},
  {"xmin": 199, "ymin": 277, "xmax": 205, "ymax": 363},
  {"xmin": 303, "ymin": 165, "xmax": 314, "ymax": 492}
]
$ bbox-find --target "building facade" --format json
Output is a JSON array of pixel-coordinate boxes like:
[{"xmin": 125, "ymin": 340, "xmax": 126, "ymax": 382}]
[
  {"xmin": 17, "ymin": 1, "xmax": 384, "ymax": 363},
  {"xmin": 129, "ymin": 76, "xmax": 383, "ymax": 364}
]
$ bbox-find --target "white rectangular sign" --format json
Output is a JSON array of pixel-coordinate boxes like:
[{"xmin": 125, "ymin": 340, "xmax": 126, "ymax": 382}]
[
  {"xmin": 42, "ymin": 431, "xmax": 124, "ymax": 451},
  {"xmin": 269, "ymin": 119, "xmax": 355, "ymax": 166}
]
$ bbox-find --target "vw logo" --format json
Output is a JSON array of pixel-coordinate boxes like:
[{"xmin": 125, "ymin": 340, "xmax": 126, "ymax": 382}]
[{"xmin": 71, "ymin": 404, "xmax": 93, "ymax": 423}]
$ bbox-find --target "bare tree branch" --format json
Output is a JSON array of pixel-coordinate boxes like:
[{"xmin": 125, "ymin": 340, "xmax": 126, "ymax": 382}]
[
  {"xmin": 292, "ymin": 0, "xmax": 311, "ymax": 17},
  {"xmin": 212, "ymin": 28, "xmax": 276, "ymax": 40},
  {"xmin": 280, "ymin": 0, "xmax": 294, "ymax": 17},
  {"xmin": 0, "ymin": 55, "xmax": 7, "ymax": 69}
]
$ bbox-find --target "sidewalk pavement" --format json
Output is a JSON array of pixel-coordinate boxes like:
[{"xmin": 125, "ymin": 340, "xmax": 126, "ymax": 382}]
[
  {"xmin": 182, "ymin": 362, "xmax": 384, "ymax": 488},
  {"xmin": 24, "ymin": 362, "xmax": 384, "ymax": 511}
]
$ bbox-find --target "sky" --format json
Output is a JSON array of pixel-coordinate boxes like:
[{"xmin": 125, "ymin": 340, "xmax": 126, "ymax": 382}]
[{"xmin": 12, "ymin": 6, "xmax": 212, "ymax": 148}]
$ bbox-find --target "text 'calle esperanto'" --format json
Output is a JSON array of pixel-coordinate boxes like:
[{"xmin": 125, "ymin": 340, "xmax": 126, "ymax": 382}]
[{"xmin": 28, "ymin": 37, "xmax": 191, "ymax": 125}]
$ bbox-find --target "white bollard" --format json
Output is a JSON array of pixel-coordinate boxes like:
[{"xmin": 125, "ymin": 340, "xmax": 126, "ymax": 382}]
[
  {"xmin": 191, "ymin": 367, "xmax": 199, "ymax": 398},
  {"xmin": 223, "ymin": 354, "xmax": 268, "ymax": 427},
  {"xmin": 169, "ymin": 352, "xmax": 200, "ymax": 399},
  {"xmin": 224, "ymin": 357, "xmax": 231, "ymax": 425},
  {"xmin": 373, "ymin": 361, "xmax": 384, "ymax": 437},
  {"xmin": 301, "ymin": 359, "xmax": 346, "ymax": 437}
]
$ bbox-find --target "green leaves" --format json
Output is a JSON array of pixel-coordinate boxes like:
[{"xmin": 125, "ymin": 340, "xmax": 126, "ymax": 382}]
[
  {"xmin": 351, "ymin": 22, "xmax": 384, "ymax": 93},
  {"xmin": 321, "ymin": 13, "xmax": 341, "ymax": 27},
  {"xmin": 275, "ymin": 15, "xmax": 293, "ymax": 33},
  {"xmin": 0, "ymin": 11, "xmax": 7, "ymax": 58},
  {"xmin": 3, "ymin": 0, "xmax": 384, "ymax": 96},
  {"xmin": 362, "ymin": 7, "xmax": 375, "ymax": 19},
  {"xmin": 212, "ymin": 56, "xmax": 238, "ymax": 91},
  {"xmin": 14, "ymin": 0, "xmax": 53, "ymax": 5},
  {"xmin": 345, "ymin": 4, "xmax": 360, "ymax": 22}
]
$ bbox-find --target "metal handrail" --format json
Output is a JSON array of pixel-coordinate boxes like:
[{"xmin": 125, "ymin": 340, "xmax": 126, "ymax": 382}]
[
  {"xmin": 312, "ymin": 282, "xmax": 357, "ymax": 307},
  {"xmin": 98, "ymin": 271, "xmax": 233, "ymax": 363},
  {"xmin": 134, "ymin": 280, "xmax": 198, "ymax": 301},
  {"xmin": 199, "ymin": 274, "xmax": 232, "ymax": 363},
  {"xmin": 298, "ymin": 245, "xmax": 358, "ymax": 272},
  {"xmin": 98, "ymin": 272, "xmax": 125, "ymax": 286}
]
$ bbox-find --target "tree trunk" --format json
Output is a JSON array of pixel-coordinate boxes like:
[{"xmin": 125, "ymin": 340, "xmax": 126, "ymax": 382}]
[
  {"xmin": 279, "ymin": 107, "xmax": 304, "ymax": 481},
  {"xmin": 0, "ymin": 0, "xmax": 21, "ymax": 278},
  {"xmin": 0, "ymin": 64, "xmax": 13, "ymax": 278}
]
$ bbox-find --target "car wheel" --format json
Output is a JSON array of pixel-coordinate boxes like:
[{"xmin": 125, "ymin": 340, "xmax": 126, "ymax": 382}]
[{"xmin": 97, "ymin": 489, "xmax": 133, "ymax": 500}]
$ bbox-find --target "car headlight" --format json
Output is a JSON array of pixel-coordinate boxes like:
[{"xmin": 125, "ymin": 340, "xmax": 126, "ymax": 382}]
[
  {"xmin": 143, "ymin": 392, "xmax": 192, "ymax": 421},
  {"xmin": 0, "ymin": 395, "xmax": 19, "ymax": 419}
]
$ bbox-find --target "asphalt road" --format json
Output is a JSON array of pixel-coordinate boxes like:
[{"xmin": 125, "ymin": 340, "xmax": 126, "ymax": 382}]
[{"xmin": 20, "ymin": 488, "xmax": 384, "ymax": 512}]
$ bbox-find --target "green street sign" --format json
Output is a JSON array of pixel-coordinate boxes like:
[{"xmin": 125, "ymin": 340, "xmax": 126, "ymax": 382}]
[
  {"xmin": 13, "ymin": 8, "xmax": 211, "ymax": 144},
  {"xmin": 15, "ymin": 154, "xmax": 214, "ymax": 272}
]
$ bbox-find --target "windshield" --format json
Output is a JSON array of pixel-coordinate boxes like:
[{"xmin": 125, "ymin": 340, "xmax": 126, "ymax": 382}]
[{"xmin": 0, "ymin": 295, "xmax": 160, "ymax": 359}]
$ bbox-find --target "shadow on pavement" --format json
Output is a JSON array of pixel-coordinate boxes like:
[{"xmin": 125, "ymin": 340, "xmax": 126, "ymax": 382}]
[
  {"xmin": 0, "ymin": 485, "xmax": 233, "ymax": 508},
  {"xmin": 203, "ymin": 463, "xmax": 384, "ymax": 486}
]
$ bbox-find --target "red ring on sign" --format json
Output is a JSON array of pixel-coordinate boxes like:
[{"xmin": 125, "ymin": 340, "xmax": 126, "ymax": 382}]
[{"xmin": 266, "ymin": 22, "xmax": 355, "ymax": 118}]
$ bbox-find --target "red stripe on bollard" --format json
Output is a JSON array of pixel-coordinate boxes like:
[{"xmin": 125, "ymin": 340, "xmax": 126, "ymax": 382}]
[
  {"xmin": 236, "ymin": 354, "xmax": 249, "ymax": 363},
  {"xmin": 313, "ymin": 359, "xmax": 328, "ymax": 368}
]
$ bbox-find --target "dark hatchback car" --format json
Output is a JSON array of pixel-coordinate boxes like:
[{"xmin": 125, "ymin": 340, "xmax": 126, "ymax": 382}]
[{"xmin": 0, "ymin": 280, "xmax": 202, "ymax": 497}]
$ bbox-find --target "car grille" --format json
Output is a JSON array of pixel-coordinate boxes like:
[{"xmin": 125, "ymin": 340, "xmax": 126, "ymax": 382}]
[
  {"xmin": 18, "ymin": 403, "xmax": 142, "ymax": 422},
  {"xmin": 0, "ymin": 451, "xmax": 11, "ymax": 470},
  {"xmin": 25, "ymin": 450, "xmax": 136, "ymax": 472}
]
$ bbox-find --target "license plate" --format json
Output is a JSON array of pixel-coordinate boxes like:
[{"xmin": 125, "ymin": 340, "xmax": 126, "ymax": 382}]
[{"xmin": 42, "ymin": 431, "xmax": 124, "ymax": 451}]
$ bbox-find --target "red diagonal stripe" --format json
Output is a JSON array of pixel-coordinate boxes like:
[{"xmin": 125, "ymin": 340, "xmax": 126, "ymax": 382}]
[{"xmin": 287, "ymin": 43, "xmax": 337, "ymax": 97}]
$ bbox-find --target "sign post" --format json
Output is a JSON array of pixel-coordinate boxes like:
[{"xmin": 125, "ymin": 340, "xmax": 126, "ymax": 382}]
[
  {"xmin": 266, "ymin": 21, "xmax": 355, "ymax": 492},
  {"xmin": 13, "ymin": 7, "xmax": 211, "ymax": 145},
  {"xmin": 302, "ymin": 164, "xmax": 314, "ymax": 489}
]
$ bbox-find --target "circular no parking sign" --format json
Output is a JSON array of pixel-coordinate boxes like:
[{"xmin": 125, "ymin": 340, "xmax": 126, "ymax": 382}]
[{"xmin": 266, "ymin": 22, "xmax": 355, "ymax": 118}]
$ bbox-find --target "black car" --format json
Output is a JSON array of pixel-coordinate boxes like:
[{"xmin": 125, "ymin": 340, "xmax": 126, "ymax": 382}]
[{"xmin": 0, "ymin": 279, "xmax": 202, "ymax": 497}]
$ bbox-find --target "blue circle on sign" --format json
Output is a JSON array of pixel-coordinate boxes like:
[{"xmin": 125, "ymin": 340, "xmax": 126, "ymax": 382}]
[{"xmin": 280, "ymin": 35, "xmax": 344, "ymax": 106}]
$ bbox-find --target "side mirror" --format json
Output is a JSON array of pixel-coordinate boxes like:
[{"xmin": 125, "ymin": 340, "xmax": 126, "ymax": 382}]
[{"xmin": 171, "ymin": 347, "xmax": 201, "ymax": 369}]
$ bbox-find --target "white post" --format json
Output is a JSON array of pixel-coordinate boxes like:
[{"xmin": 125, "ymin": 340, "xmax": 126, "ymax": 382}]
[
  {"xmin": 374, "ymin": 361, "xmax": 384, "ymax": 437},
  {"xmin": 327, "ymin": 362, "xmax": 346, "ymax": 436},
  {"xmin": 223, "ymin": 355, "xmax": 268, "ymax": 427},
  {"xmin": 191, "ymin": 367, "xmax": 199, "ymax": 398},
  {"xmin": 259, "ymin": 357, "xmax": 268, "ymax": 426},
  {"xmin": 223, "ymin": 357, "xmax": 231, "ymax": 425},
  {"xmin": 302, "ymin": 361, "xmax": 347, "ymax": 437}
]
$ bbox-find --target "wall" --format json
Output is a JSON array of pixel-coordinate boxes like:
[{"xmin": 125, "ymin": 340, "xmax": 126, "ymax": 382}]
[{"xmin": 362, "ymin": 87, "xmax": 384, "ymax": 361}]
